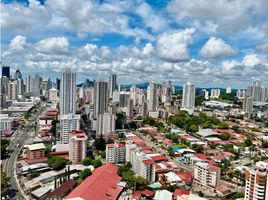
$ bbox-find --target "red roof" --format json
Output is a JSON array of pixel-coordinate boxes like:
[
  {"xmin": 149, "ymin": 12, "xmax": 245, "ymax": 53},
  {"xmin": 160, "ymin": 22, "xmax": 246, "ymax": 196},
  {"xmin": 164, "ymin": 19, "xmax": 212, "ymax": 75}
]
[
  {"xmin": 209, "ymin": 165, "xmax": 221, "ymax": 172},
  {"xmin": 46, "ymin": 180, "xmax": 77, "ymax": 198},
  {"xmin": 173, "ymin": 188, "xmax": 190, "ymax": 199},
  {"xmin": 26, "ymin": 157, "xmax": 48, "ymax": 164},
  {"xmin": 65, "ymin": 164, "xmax": 123, "ymax": 200},
  {"xmin": 133, "ymin": 189, "xmax": 154, "ymax": 200},
  {"xmin": 194, "ymin": 153, "xmax": 208, "ymax": 160},
  {"xmin": 176, "ymin": 171, "xmax": 193, "ymax": 184},
  {"xmin": 150, "ymin": 155, "xmax": 169, "ymax": 162},
  {"xmin": 70, "ymin": 130, "xmax": 86, "ymax": 135},
  {"xmin": 142, "ymin": 159, "xmax": 155, "ymax": 166},
  {"xmin": 107, "ymin": 143, "xmax": 125, "ymax": 148},
  {"xmin": 39, "ymin": 116, "xmax": 53, "ymax": 120},
  {"xmin": 50, "ymin": 151, "xmax": 69, "ymax": 155}
]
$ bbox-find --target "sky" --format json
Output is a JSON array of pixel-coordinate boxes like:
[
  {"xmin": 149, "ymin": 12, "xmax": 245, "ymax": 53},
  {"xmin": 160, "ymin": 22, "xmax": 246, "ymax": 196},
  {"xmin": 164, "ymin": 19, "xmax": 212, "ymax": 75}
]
[{"xmin": 1, "ymin": 0, "xmax": 268, "ymax": 88}]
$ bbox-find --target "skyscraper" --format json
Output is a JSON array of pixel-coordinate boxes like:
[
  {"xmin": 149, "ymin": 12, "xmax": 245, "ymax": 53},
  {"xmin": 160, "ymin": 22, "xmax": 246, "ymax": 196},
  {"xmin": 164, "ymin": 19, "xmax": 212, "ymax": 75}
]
[
  {"xmin": 14, "ymin": 69, "xmax": 22, "ymax": 80},
  {"xmin": 182, "ymin": 82, "xmax": 195, "ymax": 110},
  {"xmin": 147, "ymin": 81, "xmax": 157, "ymax": 111},
  {"xmin": 108, "ymin": 74, "xmax": 117, "ymax": 98},
  {"xmin": 60, "ymin": 68, "xmax": 76, "ymax": 115},
  {"xmin": 93, "ymin": 81, "xmax": 108, "ymax": 117},
  {"xmin": 247, "ymin": 80, "xmax": 268, "ymax": 102},
  {"xmin": 126, "ymin": 98, "xmax": 133, "ymax": 118},
  {"xmin": 243, "ymin": 96, "xmax": 253, "ymax": 118},
  {"xmin": 2, "ymin": 66, "xmax": 10, "ymax": 79}
]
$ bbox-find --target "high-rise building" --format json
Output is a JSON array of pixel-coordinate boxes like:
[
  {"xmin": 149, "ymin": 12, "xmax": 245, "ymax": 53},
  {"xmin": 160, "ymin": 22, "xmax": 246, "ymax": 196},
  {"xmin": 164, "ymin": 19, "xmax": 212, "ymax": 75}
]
[
  {"xmin": 0, "ymin": 77, "xmax": 9, "ymax": 95},
  {"xmin": 243, "ymin": 96, "xmax": 253, "ymax": 118},
  {"xmin": 56, "ymin": 78, "xmax": 61, "ymax": 91},
  {"xmin": 16, "ymin": 79, "xmax": 24, "ymax": 96},
  {"xmin": 200, "ymin": 89, "xmax": 209, "ymax": 100},
  {"xmin": 7, "ymin": 81, "xmax": 18, "ymax": 100},
  {"xmin": 108, "ymin": 74, "xmax": 117, "ymax": 98},
  {"xmin": 2, "ymin": 66, "xmax": 10, "ymax": 79},
  {"xmin": 236, "ymin": 89, "xmax": 246, "ymax": 100},
  {"xmin": 210, "ymin": 89, "xmax": 221, "ymax": 99},
  {"xmin": 247, "ymin": 80, "xmax": 268, "ymax": 102},
  {"xmin": 140, "ymin": 101, "xmax": 148, "ymax": 116},
  {"xmin": 60, "ymin": 68, "xmax": 76, "ymax": 115},
  {"xmin": 49, "ymin": 88, "xmax": 58, "ymax": 104},
  {"xmin": 69, "ymin": 130, "xmax": 88, "ymax": 164},
  {"xmin": 106, "ymin": 142, "xmax": 125, "ymax": 164},
  {"xmin": 147, "ymin": 81, "xmax": 157, "ymax": 111},
  {"xmin": 194, "ymin": 162, "xmax": 221, "ymax": 188},
  {"xmin": 96, "ymin": 112, "xmax": 115, "ymax": 137},
  {"xmin": 32, "ymin": 74, "xmax": 41, "ymax": 97},
  {"xmin": 119, "ymin": 91, "xmax": 130, "ymax": 107},
  {"xmin": 60, "ymin": 113, "xmax": 80, "ymax": 144},
  {"xmin": 226, "ymin": 87, "xmax": 232, "ymax": 94},
  {"xmin": 93, "ymin": 81, "xmax": 109, "ymax": 117},
  {"xmin": 126, "ymin": 98, "xmax": 133, "ymax": 118},
  {"xmin": 14, "ymin": 69, "xmax": 22, "ymax": 80},
  {"xmin": 182, "ymin": 82, "xmax": 195, "ymax": 110},
  {"xmin": 244, "ymin": 160, "xmax": 268, "ymax": 200}
]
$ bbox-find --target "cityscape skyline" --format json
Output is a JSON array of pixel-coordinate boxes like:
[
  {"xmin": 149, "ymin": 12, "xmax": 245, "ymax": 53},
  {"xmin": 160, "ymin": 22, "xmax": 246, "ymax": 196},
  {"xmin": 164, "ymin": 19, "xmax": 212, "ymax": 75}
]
[{"xmin": 1, "ymin": 0, "xmax": 268, "ymax": 88}]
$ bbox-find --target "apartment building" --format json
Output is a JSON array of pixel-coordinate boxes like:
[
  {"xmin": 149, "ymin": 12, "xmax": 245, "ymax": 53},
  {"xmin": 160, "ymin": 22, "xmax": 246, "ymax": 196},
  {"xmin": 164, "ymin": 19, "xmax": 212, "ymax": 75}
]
[
  {"xmin": 105, "ymin": 142, "xmax": 125, "ymax": 164},
  {"xmin": 194, "ymin": 162, "xmax": 221, "ymax": 188},
  {"xmin": 69, "ymin": 130, "xmax": 88, "ymax": 164},
  {"xmin": 25, "ymin": 143, "xmax": 46, "ymax": 160},
  {"xmin": 244, "ymin": 160, "xmax": 268, "ymax": 200}
]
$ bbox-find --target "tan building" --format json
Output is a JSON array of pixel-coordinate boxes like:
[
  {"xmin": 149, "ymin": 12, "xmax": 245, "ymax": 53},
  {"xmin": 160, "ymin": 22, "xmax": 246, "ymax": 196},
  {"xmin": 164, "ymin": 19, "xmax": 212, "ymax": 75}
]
[
  {"xmin": 244, "ymin": 160, "xmax": 268, "ymax": 200},
  {"xmin": 25, "ymin": 143, "xmax": 46, "ymax": 159},
  {"xmin": 69, "ymin": 130, "xmax": 87, "ymax": 164},
  {"xmin": 106, "ymin": 142, "xmax": 125, "ymax": 164},
  {"xmin": 194, "ymin": 162, "xmax": 221, "ymax": 188}
]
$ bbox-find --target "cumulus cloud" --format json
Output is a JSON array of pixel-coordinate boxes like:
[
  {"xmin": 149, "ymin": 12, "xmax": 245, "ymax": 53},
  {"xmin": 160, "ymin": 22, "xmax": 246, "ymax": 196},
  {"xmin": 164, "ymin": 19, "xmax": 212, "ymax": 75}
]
[
  {"xmin": 156, "ymin": 28, "xmax": 195, "ymax": 62},
  {"xmin": 199, "ymin": 37, "xmax": 238, "ymax": 59},
  {"xmin": 9, "ymin": 35, "xmax": 28, "ymax": 51},
  {"xmin": 242, "ymin": 54, "xmax": 261, "ymax": 68},
  {"xmin": 35, "ymin": 37, "xmax": 69, "ymax": 54},
  {"xmin": 256, "ymin": 43, "xmax": 268, "ymax": 52},
  {"xmin": 167, "ymin": 0, "xmax": 268, "ymax": 34}
]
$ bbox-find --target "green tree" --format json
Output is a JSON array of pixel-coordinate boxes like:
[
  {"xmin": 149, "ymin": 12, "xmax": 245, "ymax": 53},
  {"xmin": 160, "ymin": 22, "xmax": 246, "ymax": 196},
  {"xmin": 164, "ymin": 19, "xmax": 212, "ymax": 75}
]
[
  {"xmin": 218, "ymin": 122, "xmax": 229, "ymax": 129},
  {"xmin": 79, "ymin": 168, "xmax": 92, "ymax": 180},
  {"xmin": 219, "ymin": 132, "xmax": 231, "ymax": 140},
  {"xmin": 191, "ymin": 144, "xmax": 204, "ymax": 153},
  {"xmin": 1, "ymin": 139, "xmax": 10, "ymax": 158},
  {"xmin": 94, "ymin": 136, "xmax": 106, "ymax": 151},
  {"xmin": 188, "ymin": 124, "xmax": 199, "ymax": 133},
  {"xmin": 48, "ymin": 156, "xmax": 67, "ymax": 170},
  {"xmin": 82, "ymin": 157, "xmax": 92, "ymax": 166},
  {"xmin": 1, "ymin": 172, "xmax": 10, "ymax": 194},
  {"xmin": 92, "ymin": 159, "xmax": 102, "ymax": 168}
]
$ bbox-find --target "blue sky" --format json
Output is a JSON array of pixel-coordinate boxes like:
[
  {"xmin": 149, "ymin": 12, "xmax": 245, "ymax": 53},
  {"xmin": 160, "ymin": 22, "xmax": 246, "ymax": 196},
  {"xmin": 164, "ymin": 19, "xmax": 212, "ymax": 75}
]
[{"xmin": 1, "ymin": 0, "xmax": 268, "ymax": 88}]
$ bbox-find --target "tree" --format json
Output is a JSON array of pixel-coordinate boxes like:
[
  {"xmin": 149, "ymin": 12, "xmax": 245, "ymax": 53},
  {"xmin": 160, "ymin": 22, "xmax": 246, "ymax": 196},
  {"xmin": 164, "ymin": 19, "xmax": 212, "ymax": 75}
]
[
  {"xmin": 1, "ymin": 172, "xmax": 10, "ymax": 194},
  {"xmin": 94, "ymin": 136, "xmax": 106, "ymax": 151},
  {"xmin": 92, "ymin": 159, "xmax": 102, "ymax": 168},
  {"xmin": 82, "ymin": 157, "xmax": 92, "ymax": 166},
  {"xmin": 188, "ymin": 124, "xmax": 199, "ymax": 133},
  {"xmin": 244, "ymin": 139, "xmax": 253, "ymax": 147},
  {"xmin": 219, "ymin": 132, "xmax": 231, "ymax": 140},
  {"xmin": 143, "ymin": 116, "xmax": 156, "ymax": 126},
  {"xmin": 192, "ymin": 144, "xmax": 204, "ymax": 153},
  {"xmin": 79, "ymin": 168, "xmax": 92, "ymax": 180},
  {"xmin": 218, "ymin": 122, "xmax": 229, "ymax": 129},
  {"xmin": 48, "ymin": 156, "xmax": 67, "ymax": 170},
  {"xmin": 1, "ymin": 139, "xmax": 10, "ymax": 158}
]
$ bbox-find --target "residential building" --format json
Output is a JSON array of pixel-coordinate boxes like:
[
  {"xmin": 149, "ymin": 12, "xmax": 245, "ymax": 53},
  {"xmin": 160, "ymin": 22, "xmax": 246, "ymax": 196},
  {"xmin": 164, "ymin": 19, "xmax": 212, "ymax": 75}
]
[
  {"xmin": 93, "ymin": 81, "xmax": 109, "ymax": 117},
  {"xmin": 96, "ymin": 112, "xmax": 115, "ymax": 137},
  {"xmin": 60, "ymin": 113, "xmax": 80, "ymax": 144},
  {"xmin": 140, "ymin": 100, "xmax": 148, "ymax": 116},
  {"xmin": 25, "ymin": 143, "xmax": 46, "ymax": 160},
  {"xmin": 182, "ymin": 82, "xmax": 195, "ymax": 110},
  {"xmin": 126, "ymin": 98, "xmax": 133, "ymax": 118},
  {"xmin": 243, "ymin": 96, "xmax": 253, "ymax": 118},
  {"xmin": 7, "ymin": 81, "xmax": 18, "ymax": 100},
  {"xmin": 210, "ymin": 89, "xmax": 221, "ymax": 99},
  {"xmin": 49, "ymin": 87, "xmax": 59, "ymax": 104},
  {"xmin": 126, "ymin": 140, "xmax": 156, "ymax": 182},
  {"xmin": 147, "ymin": 81, "xmax": 157, "ymax": 112},
  {"xmin": 237, "ymin": 89, "xmax": 246, "ymax": 100},
  {"xmin": 108, "ymin": 74, "xmax": 117, "ymax": 99},
  {"xmin": 60, "ymin": 68, "xmax": 76, "ymax": 115},
  {"xmin": 200, "ymin": 89, "xmax": 209, "ymax": 100},
  {"xmin": 244, "ymin": 160, "xmax": 268, "ymax": 200},
  {"xmin": 247, "ymin": 80, "xmax": 268, "ymax": 102},
  {"xmin": 0, "ymin": 114, "xmax": 13, "ymax": 135},
  {"xmin": 69, "ymin": 130, "xmax": 88, "ymax": 164},
  {"xmin": 226, "ymin": 87, "xmax": 232, "ymax": 94},
  {"xmin": 194, "ymin": 162, "xmax": 221, "ymax": 188},
  {"xmin": 106, "ymin": 142, "xmax": 125, "ymax": 164},
  {"xmin": 119, "ymin": 91, "xmax": 130, "ymax": 107}
]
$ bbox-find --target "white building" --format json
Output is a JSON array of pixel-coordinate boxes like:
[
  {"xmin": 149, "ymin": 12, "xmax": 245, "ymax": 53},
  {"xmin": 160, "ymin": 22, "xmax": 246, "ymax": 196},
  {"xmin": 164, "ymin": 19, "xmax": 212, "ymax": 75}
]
[
  {"xmin": 60, "ymin": 113, "xmax": 80, "ymax": 144},
  {"xmin": 210, "ymin": 89, "xmax": 221, "ymax": 99},
  {"xmin": 243, "ymin": 96, "xmax": 253, "ymax": 118},
  {"xmin": 244, "ymin": 160, "xmax": 268, "ymax": 200},
  {"xmin": 60, "ymin": 68, "xmax": 76, "ymax": 115},
  {"xmin": 226, "ymin": 87, "xmax": 232, "ymax": 94},
  {"xmin": 7, "ymin": 81, "xmax": 18, "ymax": 100},
  {"xmin": 147, "ymin": 81, "xmax": 157, "ymax": 112},
  {"xmin": 105, "ymin": 142, "xmax": 125, "ymax": 164},
  {"xmin": 200, "ymin": 89, "xmax": 209, "ymax": 100},
  {"xmin": 140, "ymin": 101, "xmax": 148, "ymax": 116},
  {"xmin": 126, "ymin": 140, "xmax": 156, "ymax": 182},
  {"xmin": 49, "ymin": 88, "xmax": 58, "ymax": 104},
  {"xmin": 96, "ymin": 112, "xmax": 115, "ymax": 137},
  {"xmin": 69, "ymin": 130, "xmax": 88, "ymax": 164},
  {"xmin": 236, "ymin": 89, "xmax": 246, "ymax": 100},
  {"xmin": 0, "ymin": 114, "xmax": 13, "ymax": 134},
  {"xmin": 108, "ymin": 74, "xmax": 117, "ymax": 99},
  {"xmin": 126, "ymin": 98, "xmax": 133, "ymax": 118},
  {"xmin": 194, "ymin": 162, "xmax": 221, "ymax": 188},
  {"xmin": 182, "ymin": 82, "xmax": 195, "ymax": 110},
  {"xmin": 93, "ymin": 81, "xmax": 109, "ymax": 117}
]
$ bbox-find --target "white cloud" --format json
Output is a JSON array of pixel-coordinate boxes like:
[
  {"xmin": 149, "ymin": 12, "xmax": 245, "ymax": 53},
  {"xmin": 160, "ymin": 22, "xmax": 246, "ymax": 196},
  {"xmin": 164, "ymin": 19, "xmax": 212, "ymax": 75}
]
[
  {"xmin": 35, "ymin": 37, "xmax": 69, "ymax": 54},
  {"xmin": 199, "ymin": 37, "xmax": 237, "ymax": 59},
  {"xmin": 242, "ymin": 54, "xmax": 261, "ymax": 68},
  {"xmin": 256, "ymin": 43, "xmax": 268, "ymax": 52},
  {"xmin": 167, "ymin": 0, "xmax": 268, "ymax": 34},
  {"xmin": 9, "ymin": 35, "xmax": 28, "ymax": 51},
  {"xmin": 156, "ymin": 28, "xmax": 195, "ymax": 62}
]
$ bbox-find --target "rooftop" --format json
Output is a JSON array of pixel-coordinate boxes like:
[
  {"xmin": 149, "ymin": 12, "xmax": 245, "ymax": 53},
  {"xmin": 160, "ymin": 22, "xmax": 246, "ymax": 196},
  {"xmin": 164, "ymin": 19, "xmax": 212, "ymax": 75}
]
[{"xmin": 25, "ymin": 143, "xmax": 46, "ymax": 151}]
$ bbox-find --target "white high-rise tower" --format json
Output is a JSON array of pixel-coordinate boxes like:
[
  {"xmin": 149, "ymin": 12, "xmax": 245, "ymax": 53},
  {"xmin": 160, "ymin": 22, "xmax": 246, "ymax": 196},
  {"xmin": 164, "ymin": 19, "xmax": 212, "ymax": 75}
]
[
  {"xmin": 94, "ymin": 81, "xmax": 109, "ymax": 117},
  {"xmin": 147, "ymin": 81, "xmax": 157, "ymax": 112},
  {"xmin": 60, "ymin": 68, "xmax": 76, "ymax": 115},
  {"xmin": 108, "ymin": 74, "xmax": 117, "ymax": 98},
  {"xmin": 182, "ymin": 82, "xmax": 195, "ymax": 110}
]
